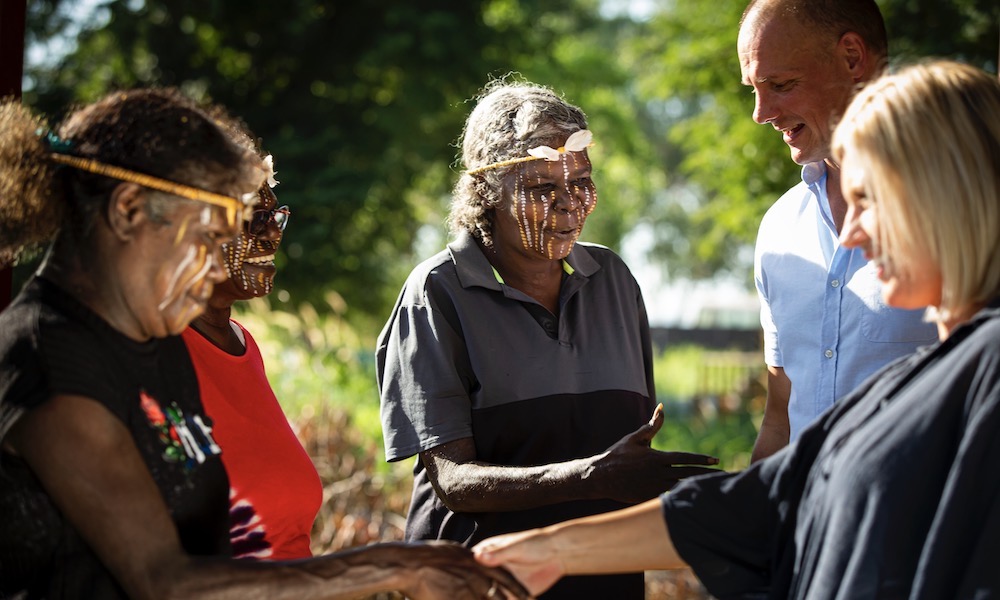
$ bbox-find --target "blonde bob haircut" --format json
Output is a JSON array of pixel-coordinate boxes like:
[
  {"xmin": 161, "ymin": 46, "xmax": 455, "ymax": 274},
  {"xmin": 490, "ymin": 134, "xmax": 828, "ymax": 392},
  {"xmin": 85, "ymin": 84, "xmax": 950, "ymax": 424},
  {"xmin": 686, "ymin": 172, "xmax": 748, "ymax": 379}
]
[{"xmin": 832, "ymin": 60, "xmax": 1000, "ymax": 324}]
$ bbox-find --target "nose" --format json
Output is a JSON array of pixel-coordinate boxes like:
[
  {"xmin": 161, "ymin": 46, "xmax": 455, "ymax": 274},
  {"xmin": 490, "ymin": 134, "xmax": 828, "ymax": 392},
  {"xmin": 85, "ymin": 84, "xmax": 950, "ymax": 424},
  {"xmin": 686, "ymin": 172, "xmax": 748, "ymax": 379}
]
[
  {"xmin": 207, "ymin": 244, "xmax": 228, "ymax": 284},
  {"xmin": 254, "ymin": 219, "xmax": 282, "ymax": 241},
  {"xmin": 753, "ymin": 88, "xmax": 776, "ymax": 125},
  {"xmin": 838, "ymin": 205, "xmax": 867, "ymax": 248},
  {"xmin": 552, "ymin": 187, "xmax": 582, "ymax": 213}
]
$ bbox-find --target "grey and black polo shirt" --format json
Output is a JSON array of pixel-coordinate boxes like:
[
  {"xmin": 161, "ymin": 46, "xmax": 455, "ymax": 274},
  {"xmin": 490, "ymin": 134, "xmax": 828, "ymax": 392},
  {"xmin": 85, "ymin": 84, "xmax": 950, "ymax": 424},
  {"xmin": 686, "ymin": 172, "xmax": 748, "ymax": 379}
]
[{"xmin": 376, "ymin": 231, "xmax": 654, "ymax": 598}]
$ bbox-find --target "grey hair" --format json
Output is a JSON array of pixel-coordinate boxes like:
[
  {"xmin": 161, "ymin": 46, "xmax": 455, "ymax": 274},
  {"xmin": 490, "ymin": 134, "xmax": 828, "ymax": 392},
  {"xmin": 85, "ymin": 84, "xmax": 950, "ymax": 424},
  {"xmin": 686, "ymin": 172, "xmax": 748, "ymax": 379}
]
[{"xmin": 448, "ymin": 79, "xmax": 588, "ymax": 246}]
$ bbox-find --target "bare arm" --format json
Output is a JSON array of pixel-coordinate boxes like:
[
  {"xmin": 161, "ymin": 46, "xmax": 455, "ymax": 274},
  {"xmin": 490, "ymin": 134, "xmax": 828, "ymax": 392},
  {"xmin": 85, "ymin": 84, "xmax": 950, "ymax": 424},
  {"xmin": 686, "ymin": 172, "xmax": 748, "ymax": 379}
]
[
  {"xmin": 6, "ymin": 394, "xmax": 526, "ymax": 600},
  {"xmin": 750, "ymin": 366, "xmax": 791, "ymax": 464},
  {"xmin": 421, "ymin": 404, "xmax": 719, "ymax": 513},
  {"xmin": 473, "ymin": 498, "xmax": 685, "ymax": 596}
]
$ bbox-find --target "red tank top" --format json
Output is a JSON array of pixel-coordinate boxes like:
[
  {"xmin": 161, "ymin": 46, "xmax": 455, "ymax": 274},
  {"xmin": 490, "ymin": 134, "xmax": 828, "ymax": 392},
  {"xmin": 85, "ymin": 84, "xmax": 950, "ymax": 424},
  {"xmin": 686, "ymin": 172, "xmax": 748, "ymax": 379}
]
[{"xmin": 182, "ymin": 322, "xmax": 322, "ymax": 559}]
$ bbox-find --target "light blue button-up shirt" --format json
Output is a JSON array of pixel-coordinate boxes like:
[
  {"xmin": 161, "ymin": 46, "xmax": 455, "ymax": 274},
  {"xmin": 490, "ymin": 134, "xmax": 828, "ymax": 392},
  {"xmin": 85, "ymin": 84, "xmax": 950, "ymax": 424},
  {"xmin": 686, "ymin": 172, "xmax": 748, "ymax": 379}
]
[{"xmin": 754, "ymin": 162, "xmax": 938, "ymax": 441}]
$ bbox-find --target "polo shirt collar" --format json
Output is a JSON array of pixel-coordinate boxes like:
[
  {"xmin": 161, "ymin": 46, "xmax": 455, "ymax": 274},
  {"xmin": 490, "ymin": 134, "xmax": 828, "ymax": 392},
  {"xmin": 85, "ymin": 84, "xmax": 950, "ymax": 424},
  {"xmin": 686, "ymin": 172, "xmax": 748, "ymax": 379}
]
[{"xmin": 447, "ymin": 230, "xmax": 600, "ymax": 291}]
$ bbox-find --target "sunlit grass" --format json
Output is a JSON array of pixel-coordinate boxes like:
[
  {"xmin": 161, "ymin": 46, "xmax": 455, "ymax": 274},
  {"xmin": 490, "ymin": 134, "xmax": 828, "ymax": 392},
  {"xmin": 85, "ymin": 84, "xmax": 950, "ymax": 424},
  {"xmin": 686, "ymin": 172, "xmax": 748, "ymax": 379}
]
[{"xmin": 652, "ymin": 344, "xmax": 764, "ymax": 471}]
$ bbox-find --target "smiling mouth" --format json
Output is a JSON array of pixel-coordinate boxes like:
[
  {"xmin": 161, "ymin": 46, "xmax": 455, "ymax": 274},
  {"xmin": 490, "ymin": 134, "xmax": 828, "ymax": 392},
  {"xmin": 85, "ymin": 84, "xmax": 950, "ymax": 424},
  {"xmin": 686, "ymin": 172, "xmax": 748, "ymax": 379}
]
[
  {"xmin": 245, "ymin": 254, "xmax": 275, "ymax": 266},
  {"xmin": 779, "ymin": 123, "xmax": 805, "ymax": 142}
]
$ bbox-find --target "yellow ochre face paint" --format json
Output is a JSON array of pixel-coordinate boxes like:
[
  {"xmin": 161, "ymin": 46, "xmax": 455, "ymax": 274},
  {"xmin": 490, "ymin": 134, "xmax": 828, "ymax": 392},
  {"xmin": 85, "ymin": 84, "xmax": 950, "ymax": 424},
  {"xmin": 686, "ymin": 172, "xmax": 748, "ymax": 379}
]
[{"xmin": 511, "ymin": 149, "xmax": 596, "ymax": 260}]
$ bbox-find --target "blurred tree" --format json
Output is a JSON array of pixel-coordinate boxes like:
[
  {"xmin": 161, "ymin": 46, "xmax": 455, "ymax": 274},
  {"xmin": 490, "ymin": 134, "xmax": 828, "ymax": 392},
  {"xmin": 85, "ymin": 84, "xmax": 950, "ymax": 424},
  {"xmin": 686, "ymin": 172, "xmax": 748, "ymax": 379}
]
[
  {"xmin": 21, "ymin": 0, "xmax": 999, "ymax": 322},
  {"xmin": 629, "ymin": 0, "xmax": 999, "ymax": 283},
  {"xmin": 24, "ymin": 0, "xmax": 643, "ymax": 327}
]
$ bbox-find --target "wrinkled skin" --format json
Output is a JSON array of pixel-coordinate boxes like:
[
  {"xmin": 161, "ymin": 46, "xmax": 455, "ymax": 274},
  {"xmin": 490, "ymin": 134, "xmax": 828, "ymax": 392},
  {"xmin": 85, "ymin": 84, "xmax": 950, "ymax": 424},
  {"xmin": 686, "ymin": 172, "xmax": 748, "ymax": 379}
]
[
  {"xmin": 495, "ymin": 148, "xmax": 597, "ymax": 261},
  {"xmin": 422, "ymin": 404, "xmax": 720, "ymax": 514}
]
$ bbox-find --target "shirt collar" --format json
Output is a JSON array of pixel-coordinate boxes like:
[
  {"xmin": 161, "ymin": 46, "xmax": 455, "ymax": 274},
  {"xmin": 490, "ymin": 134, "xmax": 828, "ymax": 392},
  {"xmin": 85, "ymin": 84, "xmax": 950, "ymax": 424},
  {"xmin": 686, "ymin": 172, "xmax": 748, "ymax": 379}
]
[
  {"xmin": 802, "ymin": 161, "xmax": 840, "ymax": 232},
  {"xmin": 447, "ymin": 230, "xmax": 600, "ymax": 291},
  {"xmin": 801, "ymin": 161, "xmax": 827, "ymax": 186}
]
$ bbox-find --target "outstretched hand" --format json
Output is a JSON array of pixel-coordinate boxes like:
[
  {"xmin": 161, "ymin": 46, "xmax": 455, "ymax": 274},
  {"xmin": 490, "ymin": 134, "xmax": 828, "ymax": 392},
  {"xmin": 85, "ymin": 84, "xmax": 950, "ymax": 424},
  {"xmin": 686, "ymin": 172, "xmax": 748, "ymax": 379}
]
[
  {"xmin": 396, "ymin": 541, "xmax": 530, "ymax": 600},
  {"xmin": 473, "ymin": 530, "xmax": 564, "ymax": 598},
  {"xmin": 592, "ymin": 403, "xmax": 720, "ymax": 503}
]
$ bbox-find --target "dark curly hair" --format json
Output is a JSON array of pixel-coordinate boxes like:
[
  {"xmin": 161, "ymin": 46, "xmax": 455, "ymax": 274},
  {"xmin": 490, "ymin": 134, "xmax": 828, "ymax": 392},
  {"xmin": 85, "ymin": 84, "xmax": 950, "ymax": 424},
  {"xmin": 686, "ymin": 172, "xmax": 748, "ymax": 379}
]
[{"xmin": 0, "ymin": 88, "xmax": 261, "ymax": 265}]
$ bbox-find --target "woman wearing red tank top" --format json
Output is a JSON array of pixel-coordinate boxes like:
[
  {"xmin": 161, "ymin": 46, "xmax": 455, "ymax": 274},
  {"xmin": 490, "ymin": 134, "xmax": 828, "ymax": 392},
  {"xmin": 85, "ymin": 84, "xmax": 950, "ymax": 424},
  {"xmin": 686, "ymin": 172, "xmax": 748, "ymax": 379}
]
[{"xmin": 182, "ymin": 149, "xmax": 321, "ymax": 560}]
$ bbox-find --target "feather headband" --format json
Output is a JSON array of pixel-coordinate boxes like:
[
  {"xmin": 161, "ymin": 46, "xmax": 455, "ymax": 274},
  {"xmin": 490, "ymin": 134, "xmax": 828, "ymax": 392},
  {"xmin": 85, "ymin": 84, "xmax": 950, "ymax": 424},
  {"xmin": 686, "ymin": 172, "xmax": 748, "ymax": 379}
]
[{"xmin": 466, "ymin": 129, "xmax": 593, "ymax": 176}]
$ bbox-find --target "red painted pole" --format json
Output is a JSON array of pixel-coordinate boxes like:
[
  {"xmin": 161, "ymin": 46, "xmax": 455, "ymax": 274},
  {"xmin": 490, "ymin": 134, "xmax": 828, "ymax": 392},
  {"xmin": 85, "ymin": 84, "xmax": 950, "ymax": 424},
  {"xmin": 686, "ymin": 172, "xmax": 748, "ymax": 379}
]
[{"xmin": 0, "ymin": 0, "xmax": 27, "ymax": 311}]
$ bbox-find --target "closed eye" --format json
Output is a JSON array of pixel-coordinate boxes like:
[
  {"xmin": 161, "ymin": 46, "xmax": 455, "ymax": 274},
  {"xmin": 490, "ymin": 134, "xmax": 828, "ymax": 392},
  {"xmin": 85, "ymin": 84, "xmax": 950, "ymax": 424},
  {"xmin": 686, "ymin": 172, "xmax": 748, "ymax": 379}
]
[
  {"xmin": 847, "ymin": 189, "xmax": 872, "ymax": 210},
  {"xmin": 527, "ymin": 183, "xmax": 557, "ymax": 194},
  {"xmin": 771, "ymin": 79, "xmax": 797, "ymax": 92}
]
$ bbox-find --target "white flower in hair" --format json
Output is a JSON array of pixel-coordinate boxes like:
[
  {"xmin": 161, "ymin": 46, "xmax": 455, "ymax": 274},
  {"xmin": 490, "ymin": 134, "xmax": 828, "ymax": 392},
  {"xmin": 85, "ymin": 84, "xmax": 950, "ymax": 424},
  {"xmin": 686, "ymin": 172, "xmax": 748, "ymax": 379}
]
[
  {"xmin": 263, "ymin": 154, "xmax": 280, "ymax": 188},
  {"xmin": 465, "ymin": 129, "xmax": 595, "ymax": 176},
  {"xmin": 527, "ymin": 129, "xmax": 593, "ymax": 161}
]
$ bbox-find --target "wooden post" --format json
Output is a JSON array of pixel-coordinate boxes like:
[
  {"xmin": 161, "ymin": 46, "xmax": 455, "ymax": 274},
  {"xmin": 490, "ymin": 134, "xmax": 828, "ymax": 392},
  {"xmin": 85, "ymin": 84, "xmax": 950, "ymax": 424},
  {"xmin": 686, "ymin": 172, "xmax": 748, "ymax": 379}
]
[{"xmin": 0, "ymin": 0, "xmax": 27, "ymax": 311}]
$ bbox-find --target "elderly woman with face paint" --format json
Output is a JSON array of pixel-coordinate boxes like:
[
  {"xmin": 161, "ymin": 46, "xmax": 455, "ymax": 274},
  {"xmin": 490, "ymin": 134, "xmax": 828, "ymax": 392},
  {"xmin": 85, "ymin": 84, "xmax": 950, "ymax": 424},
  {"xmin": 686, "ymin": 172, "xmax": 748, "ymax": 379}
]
[
  {"xmin": 0, "ymin": 90, "xmax": 528, "ymax": 600},
  {"xmin": 182, "ymin": 151, "xmax": 322, "ymax": 561},
  {"xmin": 472, "ymin": 60, "xmax": 1000, "ymax": 600},
  {"xmin": 376, "ymin": 80, "xmax": 719, "ymax": 600}
]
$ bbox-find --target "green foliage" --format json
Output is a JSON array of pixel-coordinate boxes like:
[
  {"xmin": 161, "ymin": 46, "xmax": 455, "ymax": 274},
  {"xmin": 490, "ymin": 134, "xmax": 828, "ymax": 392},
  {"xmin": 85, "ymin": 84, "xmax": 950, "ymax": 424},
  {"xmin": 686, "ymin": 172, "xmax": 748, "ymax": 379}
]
[
  {"xmin": 651, "ymin": 344, "xmax": 763, "ymax": 471},
  {"xmin": 239, "ymin": 300, "xmax": 764, "ymax": 474},
  {"xmin": 232, "ymin": 295, "xmax": 387, "ymax": 460},
  {"xmin": 24, "ymin": 0, "xmax": 652, "ymax": 326},
  {"xmin": 21, "ymin": 0, "xmax": 999, "ymax": 315},
  {"xmin": 655, "ymin": 409, "xmax": 757, "ymax": 472},
  {"xmin": 881, "ymin": 0, "xmax": 999, "ymax": 67}
]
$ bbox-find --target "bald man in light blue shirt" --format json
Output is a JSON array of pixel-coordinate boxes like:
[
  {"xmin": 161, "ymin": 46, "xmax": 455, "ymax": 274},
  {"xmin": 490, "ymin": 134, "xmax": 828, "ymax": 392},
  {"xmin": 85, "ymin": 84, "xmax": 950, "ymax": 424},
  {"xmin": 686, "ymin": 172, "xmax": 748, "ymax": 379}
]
[{"xmin": 740, "ymin": 0, "xmax": 937, "ymax": 462}]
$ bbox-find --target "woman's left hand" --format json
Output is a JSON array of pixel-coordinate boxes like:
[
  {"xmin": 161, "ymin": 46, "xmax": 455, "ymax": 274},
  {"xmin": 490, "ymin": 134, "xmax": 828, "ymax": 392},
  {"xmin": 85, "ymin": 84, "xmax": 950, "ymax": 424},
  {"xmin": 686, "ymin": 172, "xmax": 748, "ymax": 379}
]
[{"xmin": 591, "ymin": 403, "xmax": 721, "ymax": 502}]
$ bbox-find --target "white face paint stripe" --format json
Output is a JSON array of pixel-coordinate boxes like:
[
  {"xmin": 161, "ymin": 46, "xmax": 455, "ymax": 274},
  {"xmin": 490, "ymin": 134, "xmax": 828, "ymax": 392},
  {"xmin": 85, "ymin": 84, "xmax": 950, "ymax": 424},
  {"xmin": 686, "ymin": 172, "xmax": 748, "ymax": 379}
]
[
  {"xmin": 158, "ymin": 243, "xmax": 211, "ymax": 313},
  {"xmin": 519, "ymin": 182, "xmax": 532, "ymax": 250},
  {"xmin": 511, "ymin": 152, "xmax": 597, "ymax": 258},
  {"xmin": 160, "ymin": 244, "xmax": 197, "ymax": 310},
  {"xmin": 514, "ymin": 178, "xmax": 528, "ymax": 250}
]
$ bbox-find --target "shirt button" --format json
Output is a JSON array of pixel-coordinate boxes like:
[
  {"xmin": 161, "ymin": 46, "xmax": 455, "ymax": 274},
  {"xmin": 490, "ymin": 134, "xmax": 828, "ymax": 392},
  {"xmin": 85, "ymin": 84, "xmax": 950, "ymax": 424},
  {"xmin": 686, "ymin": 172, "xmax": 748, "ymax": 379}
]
[
  {"xmin": 825, "ymin": 349, "xmax": 834, "ymax": 358},
  {"xmin": 831, "ymin": 279, "xmax": 840, "ymax": 288}
]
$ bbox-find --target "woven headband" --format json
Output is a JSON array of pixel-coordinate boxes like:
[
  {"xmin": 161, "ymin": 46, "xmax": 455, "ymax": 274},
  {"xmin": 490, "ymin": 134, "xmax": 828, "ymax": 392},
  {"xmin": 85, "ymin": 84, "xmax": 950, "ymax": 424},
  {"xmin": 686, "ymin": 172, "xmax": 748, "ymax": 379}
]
[
  {"xmin": 41, "ymin": 129, "xmax": 261, "ymax": 227},
  {"xmin": 466, "ymin": 129, "xmax": 593, "ymax": 176}
]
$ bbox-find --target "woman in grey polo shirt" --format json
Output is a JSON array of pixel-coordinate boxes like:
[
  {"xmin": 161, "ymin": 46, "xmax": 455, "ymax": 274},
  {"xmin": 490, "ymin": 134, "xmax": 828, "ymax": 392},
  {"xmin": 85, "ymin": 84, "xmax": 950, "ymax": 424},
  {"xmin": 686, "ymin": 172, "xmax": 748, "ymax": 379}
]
[{"xmin": 376, "ymin": 80, "xmax": 719, "ymax": 600}]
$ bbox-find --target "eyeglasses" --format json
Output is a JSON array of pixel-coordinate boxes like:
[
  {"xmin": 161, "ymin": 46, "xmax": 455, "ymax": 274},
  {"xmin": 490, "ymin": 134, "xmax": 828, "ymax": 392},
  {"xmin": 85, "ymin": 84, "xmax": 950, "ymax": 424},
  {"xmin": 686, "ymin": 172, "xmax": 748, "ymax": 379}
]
[{"xmin": 247, "ymin": 205, "xmax": 290, "ymax": 237}]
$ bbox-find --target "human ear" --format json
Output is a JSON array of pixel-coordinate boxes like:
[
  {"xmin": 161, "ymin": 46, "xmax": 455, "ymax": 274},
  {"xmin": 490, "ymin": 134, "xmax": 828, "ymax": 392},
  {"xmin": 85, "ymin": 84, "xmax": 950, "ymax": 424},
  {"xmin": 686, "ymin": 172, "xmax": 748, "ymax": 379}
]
[
  {"xmin": 839, "ymin": 32, "xmax": 868, "ymax": 82},
  {"xmin": 106, "ymin": 183, "xmax": 148, "ymax": 242}
]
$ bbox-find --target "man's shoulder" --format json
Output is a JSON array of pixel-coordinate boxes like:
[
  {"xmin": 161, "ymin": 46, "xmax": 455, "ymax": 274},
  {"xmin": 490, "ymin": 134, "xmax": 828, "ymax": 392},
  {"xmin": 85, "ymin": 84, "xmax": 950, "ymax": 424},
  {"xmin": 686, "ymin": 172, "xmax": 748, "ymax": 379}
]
[{"xmin": 763, "ymin": 179, "xmax": 814, "ymax": 218}]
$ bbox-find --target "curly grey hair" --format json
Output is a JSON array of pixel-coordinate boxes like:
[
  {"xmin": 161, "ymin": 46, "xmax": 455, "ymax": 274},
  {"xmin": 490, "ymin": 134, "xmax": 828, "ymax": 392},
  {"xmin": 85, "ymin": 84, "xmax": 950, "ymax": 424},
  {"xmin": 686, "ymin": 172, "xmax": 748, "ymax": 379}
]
[{"xmin": 448, "ymin": 80, "xmax": 588, "ymax": 246}]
